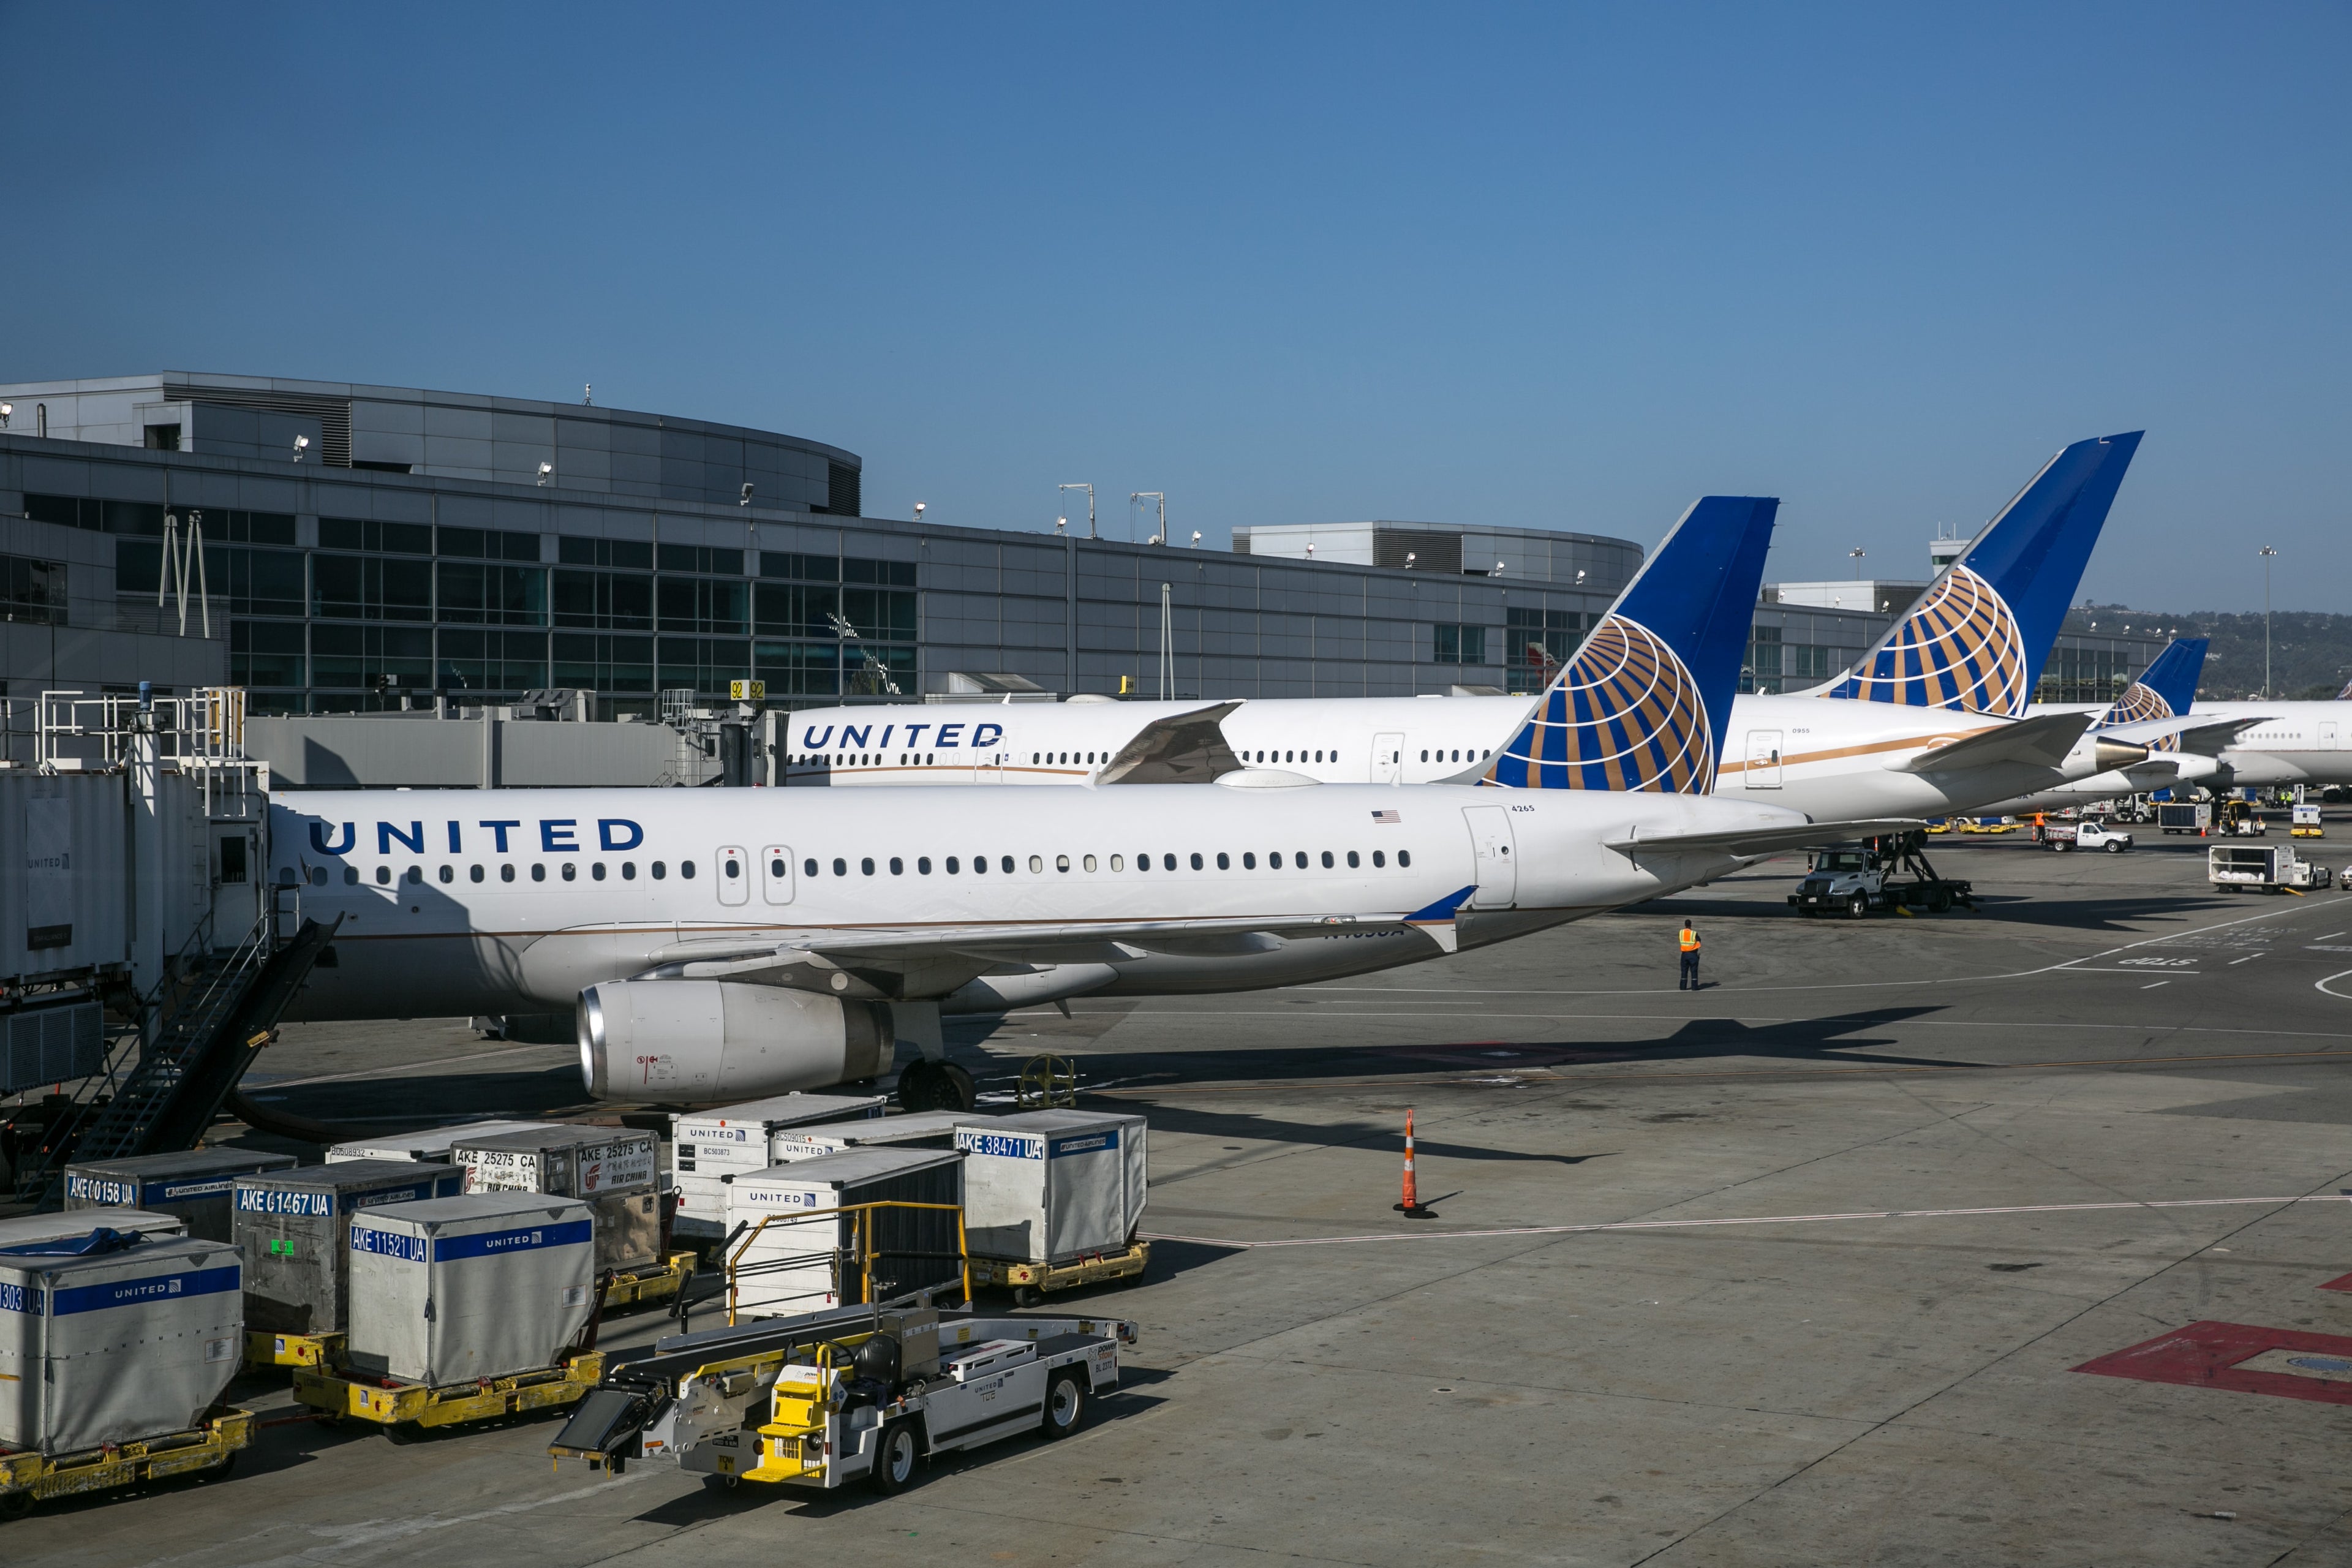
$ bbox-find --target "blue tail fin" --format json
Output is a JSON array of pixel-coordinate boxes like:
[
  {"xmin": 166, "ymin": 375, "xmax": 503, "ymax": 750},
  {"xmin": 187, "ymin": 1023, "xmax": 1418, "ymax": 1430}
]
[
  {"xmin": 1823, "ymin": 432, "xmax": 2142, "ymax": 715},
  {"xmin": 2099, "ymin": 636, "xmax": 2207, "ymax": 725},
  {"xmin": 1486, "ymin": 496, "xmax": 1777, "ymax": 793}
]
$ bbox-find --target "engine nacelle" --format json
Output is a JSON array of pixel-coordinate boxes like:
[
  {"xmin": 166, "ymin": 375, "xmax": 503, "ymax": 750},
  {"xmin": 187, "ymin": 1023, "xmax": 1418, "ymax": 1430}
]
[{"xmin": 578, "ymin": 981, "xmax": 891, "ymax": 1103}]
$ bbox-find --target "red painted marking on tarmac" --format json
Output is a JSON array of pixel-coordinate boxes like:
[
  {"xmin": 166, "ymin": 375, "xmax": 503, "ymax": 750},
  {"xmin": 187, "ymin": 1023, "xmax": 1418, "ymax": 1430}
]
[
  {"xmin": 2319, "ymin": 1272, "xmax": 2352, "ymax": 1293},
  {"xmin": 2073, "ymin": 1320, "xmax": 2352, "ymax": 1406}
]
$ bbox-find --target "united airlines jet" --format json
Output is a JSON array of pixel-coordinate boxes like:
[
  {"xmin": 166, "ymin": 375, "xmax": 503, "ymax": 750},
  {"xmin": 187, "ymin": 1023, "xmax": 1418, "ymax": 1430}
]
[{"xmin": 271, "ymin": 497, "xmax": 1901, "ymax": 1110}]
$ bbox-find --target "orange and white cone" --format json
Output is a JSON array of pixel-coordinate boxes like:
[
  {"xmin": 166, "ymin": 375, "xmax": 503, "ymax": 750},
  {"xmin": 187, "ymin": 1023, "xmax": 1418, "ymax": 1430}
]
[{"xmin": 1393, "ymin": 1108, "xmax": 1435, "ymax": 1218}]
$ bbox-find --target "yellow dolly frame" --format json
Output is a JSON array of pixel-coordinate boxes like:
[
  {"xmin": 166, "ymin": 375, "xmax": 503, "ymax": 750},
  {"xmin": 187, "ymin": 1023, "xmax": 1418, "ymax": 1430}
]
[
  {"xmin": 968, "ymin": 1240, "xmax": 1150, "ymax": 1306},
  {"xmin": 294, "ymin": 1352, "xmax": 607, "ymax": 1441},
  {"xmin": 0, "ymin": 1408, "xmax": 253, "ymax": 1520}
]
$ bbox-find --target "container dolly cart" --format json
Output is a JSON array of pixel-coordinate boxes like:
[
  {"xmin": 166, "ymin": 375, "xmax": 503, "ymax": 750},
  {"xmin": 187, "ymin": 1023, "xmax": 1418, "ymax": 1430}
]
[
  {"xmin": 968, "ymin": 1241, "xmax": 1150, "ymax": 1306},
  {"xmin": 0, "ymin": 1408, "xmax": 253, "ymax": 1520}
]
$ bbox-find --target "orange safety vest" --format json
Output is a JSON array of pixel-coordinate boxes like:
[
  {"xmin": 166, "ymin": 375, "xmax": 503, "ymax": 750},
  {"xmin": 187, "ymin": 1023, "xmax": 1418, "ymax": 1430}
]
[{"xmin": 1679, "ymin": 929, "xmax": 1700, "ymax": 952}]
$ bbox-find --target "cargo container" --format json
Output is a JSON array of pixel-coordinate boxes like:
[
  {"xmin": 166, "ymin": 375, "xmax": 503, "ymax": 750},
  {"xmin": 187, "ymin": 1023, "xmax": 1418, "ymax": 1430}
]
[
  {"xmin": 768, "ymin": 1110, "xmax": 985, "ymax": 1162},
  {"xmin": 0, "ymin": 1233, "xmax": 243, "ymax": 1453},
  {"xmin": 324, "ymin": 1119, "xmax": 558, "ymax": 1163},
  {"xmin": 0, "ymin": 1209, "xmax": 184, "ymax": 1248},
  {"xmin": 233, "ymin": 1160, "xmax": 466, "ymax": 1335},
  {"xmin": 344, "ymin": 1193, "xmax": 596, "ymax": 1385},
  {"xmin": 724, "ymin": 1148, "xmax": 965, "ymax": 1319},
  {"xmin": 0, "ymin": 773, "xmax": 134, "ymax": 993},
  {"xmin": 452, "ymin": 1126, "xmax": 660, "ymax": 1275},
  {"xmin": 956, "ymin": 1111, "xmax": 1148, "ymax": 1266},
  {"xmin": 64, "ymin": 1148, "xmax": 300, "ymax": 1241},
  {"xmin": 671, "ymin": 1092, "xmax": 886, "ymax": 1240}
]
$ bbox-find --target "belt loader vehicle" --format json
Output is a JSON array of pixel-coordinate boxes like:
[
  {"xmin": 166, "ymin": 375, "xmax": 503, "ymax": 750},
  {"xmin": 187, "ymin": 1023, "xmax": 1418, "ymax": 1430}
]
[{"xmin": 549, "ymin": 1298, "xmax": 1134, "ymax": 1496}]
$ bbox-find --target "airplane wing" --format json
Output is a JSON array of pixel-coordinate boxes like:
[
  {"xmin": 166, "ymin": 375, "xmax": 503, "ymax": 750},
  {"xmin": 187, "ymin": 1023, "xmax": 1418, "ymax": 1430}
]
[
  {"xmin": 1604, "ymin": 818, "xmax": 1927, "ymax": 858},
  {"xmin": 1899, "ymin": 712, "xmax": 2090, "ymax": 773},
  {"xmin": 643, "ymin": 910, "xmax": 1414, "ymax": 990},
  {"xmin": 2100, "ymin": 715, "xmax": 2271, "ymax": 758},
  {"xmin": 1097, "ymin": 701, "xmax": 1246, "ymax": 784}
]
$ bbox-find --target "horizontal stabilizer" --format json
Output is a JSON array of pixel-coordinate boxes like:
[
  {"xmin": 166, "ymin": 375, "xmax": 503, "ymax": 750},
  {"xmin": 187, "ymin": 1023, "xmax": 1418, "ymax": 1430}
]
[
  {"xmin": 1899, "ymin": 712, "xmax": 2090, "ymax": 773},
  {"xmin": 2102, "ymin": 714, "xmax": 2272, "ymax": 758},
  {"xmin": 1098, "ymin": 701, "xmax": 1245, "ymax": 784},
  {"xmin": 1605, "ymin": 818, "xmax": 1926, "ymax": 858}
]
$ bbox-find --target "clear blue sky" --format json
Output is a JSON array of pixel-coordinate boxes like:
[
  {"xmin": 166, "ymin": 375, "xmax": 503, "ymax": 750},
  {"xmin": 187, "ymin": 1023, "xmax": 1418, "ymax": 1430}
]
[{"xmin": 4, "ymin": 4, "xmax": 2345, "ymax": 610}]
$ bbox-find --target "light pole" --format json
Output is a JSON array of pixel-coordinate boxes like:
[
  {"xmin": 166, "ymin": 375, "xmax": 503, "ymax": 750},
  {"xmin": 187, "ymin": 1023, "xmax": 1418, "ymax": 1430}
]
[
  {"xmin": 1129, "ymin": 491, "xmax": 1165, "ymax": 545},
  {"xmin": 1058, "ymin": 483, "xmax": 1096, "ymax": 540},
  {"xmin": 2259, "ymin": 545, "xmax": 2277, "ymax": 697},
  {"xmin": 1849, "ymin": 546, "xmax": 1865, "ymax": 579}
]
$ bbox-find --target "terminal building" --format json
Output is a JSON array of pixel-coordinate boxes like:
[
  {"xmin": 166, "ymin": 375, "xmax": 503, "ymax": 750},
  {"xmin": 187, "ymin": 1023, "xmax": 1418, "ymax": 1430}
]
[{"xmin": 0, "ymin": 371, "xmax": 2163, "ymax": 760}]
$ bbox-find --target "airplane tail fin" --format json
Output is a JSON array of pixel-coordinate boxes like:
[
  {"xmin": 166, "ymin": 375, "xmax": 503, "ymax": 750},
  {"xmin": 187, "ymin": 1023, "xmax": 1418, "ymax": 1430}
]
[
  {"xmin": 1823, "ymin": 432, "xmax": 2142, "ymax": 715},
  {"xmin": 2099, "ymin": 636, "xmax": 2207, "ymax": 726},
  {"xmin": 1485, "ymin": 496, "xmax": 1777, "ymax": 793}
]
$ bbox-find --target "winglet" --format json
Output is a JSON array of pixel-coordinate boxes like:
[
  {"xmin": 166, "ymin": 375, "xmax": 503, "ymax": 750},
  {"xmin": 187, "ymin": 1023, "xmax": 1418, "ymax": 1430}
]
[
  {"xmin": 1822, "ymin": 432, "xmax": 2142, "ymax": 715},
  {"xmin": 1483, "ymin": 496, "xmax": 1778, "ymax": 793}
]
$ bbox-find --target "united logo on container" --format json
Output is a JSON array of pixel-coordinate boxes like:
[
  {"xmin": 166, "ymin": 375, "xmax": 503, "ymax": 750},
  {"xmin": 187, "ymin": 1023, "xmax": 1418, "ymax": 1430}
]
[
  {"xmin": 1484, "ymin": 616, "xmax": 1715, "ymax": 793},
  {"xmin": 1823, "ymin": 566, "xmax": 2030, "ymax": 715}
]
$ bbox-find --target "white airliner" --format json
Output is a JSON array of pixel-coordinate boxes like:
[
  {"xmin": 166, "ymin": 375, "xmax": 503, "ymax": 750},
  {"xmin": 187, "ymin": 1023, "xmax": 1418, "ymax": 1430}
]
[
  {"xmin": 274, "ymin": 496, "xmax": 1899, "ymax": 1110},
  {"xmin": 783, "ymin": 433, "xmax": 2152, "ymax": 825}
]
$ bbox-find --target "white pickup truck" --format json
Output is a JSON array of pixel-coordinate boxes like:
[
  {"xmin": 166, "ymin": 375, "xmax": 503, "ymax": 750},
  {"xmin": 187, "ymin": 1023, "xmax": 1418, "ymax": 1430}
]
[{"xmin": 2037, "ymin": 819, "xmax": 2133, "ymax": 853}]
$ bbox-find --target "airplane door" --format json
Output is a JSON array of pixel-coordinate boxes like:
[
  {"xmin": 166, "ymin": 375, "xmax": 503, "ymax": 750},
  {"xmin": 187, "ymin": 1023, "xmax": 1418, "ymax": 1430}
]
[
  {"xmin": 2321, "ymin": 722, "xmax": 2339, "ymax": 752},
  {"xmin": 1461, "ymin": 805, "xmax": 1517, "ymax": 908},
  {"xmin": 760, "ymin": 844, "xmax": 796, "ymax": 905},
  {"xmin": 1745, "ymin": 730, "xmax": 1784, "ymax": 788},
  {"xmin": 717, "ymin": 845, "xmax": 750, "ymax": 907},
  {"xmin": 1374, "ymin": 732, "xmax": 1404, "ymax": 784}
]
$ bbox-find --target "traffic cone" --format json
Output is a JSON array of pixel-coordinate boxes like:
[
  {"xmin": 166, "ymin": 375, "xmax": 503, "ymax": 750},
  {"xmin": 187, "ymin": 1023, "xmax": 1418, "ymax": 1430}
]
[{"xmin": 1393, "ymin": 1109, "xmax": 1435, "ymax": 1218}]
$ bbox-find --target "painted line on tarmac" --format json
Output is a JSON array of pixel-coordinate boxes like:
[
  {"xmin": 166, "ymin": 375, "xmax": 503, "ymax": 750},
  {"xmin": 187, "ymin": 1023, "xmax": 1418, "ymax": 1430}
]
[
  {"xmin": 253, "ymin": 1042, "xmax": 567, "ymax": 1088},
  {"xmin": 1142, "ymin": 1194, "xmax": 2352, "ymax": 1251},
  {"xmin": 2316, "ymin": 968, "xmax": 2352, "ymax": 1001}
]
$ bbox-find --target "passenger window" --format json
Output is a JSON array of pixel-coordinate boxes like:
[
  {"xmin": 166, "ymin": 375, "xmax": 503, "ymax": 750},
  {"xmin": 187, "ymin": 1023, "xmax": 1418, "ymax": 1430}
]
[
  {"xmin": 1399, "ymin": 850, "xmax": 1412, "ymax": 867},
  {"xmin": 1293, "ymin": 848, "xmax": 1306, "ymax": 865},
  {"xmin": 1373, "ymin": 850, "xmax": 1385, "ymax": 868},
  {"xmin": 1083, "ymin": 854, "xmax": 1097, "ymax": 872},
  {"xmin": 1028, "ymin": 854, "xmax": 1044, "ymax": 873},
  {"xmin": 1159, "ymin": 853, "xmax": 1174, "ymax": 871},
  {"xmin": 1243, "ymin": 852, "xmax": 1256, "ymax": 869},
  {"xmin": 834, "ymin": 858, "xmax": 848, "ymax": 876},
  {"xmin": 1109, "ymin": 854, "xmax": 1125, "ymax": 871},
  {"xmin": 1267, "ymin": 852, "xmax": 1282, "ymax": 869},
  {"xmin": 1056, "ymin": 854, "xmax": 1070, "ymax": 872},
  {"xmin": 722, "ymin": 857, "xmax": 738, "ymax": 879},
  {"xmin": 1189, "ymin": 852, "xmax": 1204, "ymax": 870},
  {"xmin": 532, "ymin": 864, "xmax": 546, "ymax": 881},
  {"xmin": 1136, "ymin": 853, "xmax": 1151, "ymax": 872},
  {"xmin": 1001, "ymin": 856, "xmax": 1016, "ymax": 873},
  {"xmin": 622, "ymin": 862, "xmax": 637, "ymax": 880},
  {"xmin": 563, "ymin": 863, "xmax": 578, "ymax": 882},
  {"xmin": 974, "ymin": 856, "xmax": 988, "ymax": 875},
  {"xmin": 680, "ymin": 860, "xmax": 696, "ymax": 880},
  {"xmin": 469, "ymin": 864, "xmax": 484, "ymax": 883},
  {"xmin": 1321, "ymin": 851, "xmax": 1335, "ymax": 869},
  {"xmin": 803, "ymin": 858, "xmax": 817, "ymax": 877},
  {"xmin": 375, "ymin": 865, "xmax": 390, "ymax": 884},
  {"xmin": 502, "ymin": 864, "xmax": 517, "ymax": 881},
  {"xmin": 438, "ymin": 865, "xmax": 454, "ymax": 884},
  {"xmin": 309, "ymin": 866, "xmax": 326, "ymax": 886},
  {"xmin": 1420, "ymin": 750, "xmax": 1429, "ymax": 761},
  {"xmin": 652, "ymin": 861, "xmax": 666, "ymax": 880},
  {"xmin": 1216, "ymin": 852, "xmax": 1229, "ymax": 869},
  {"xmin": 886, "ymin": 857, "xmax": 902, "ymax": 875},
  {"xmin": 405, "ymin": 866, "xmax": 423, "ymax": 885},
  {"xmin": 344, "ymin": 865, "xmax": 359, "ymax": 884},
  {"xmin": 1346, "ymin": 850, "xmax": 1360, "ymax": 868},
  {"xmin": 592, "ymin": 863, "xmax": 607, "ymax": 881},
  {"xmin": 771, "ymin": 854, "xmax": 786, "ymax": 878},
  {"xmin": 946, "ymin": 856, "xmax": 961, "ymax": 873},
  {"xmin": 861, "ymin": 857, "xmax": 876, "ymax": 876}
]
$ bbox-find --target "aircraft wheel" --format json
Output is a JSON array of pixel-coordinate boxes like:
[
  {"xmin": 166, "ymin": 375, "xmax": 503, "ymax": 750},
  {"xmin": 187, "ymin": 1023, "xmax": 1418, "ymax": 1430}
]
[{"xmin": 938, "ymin": 1062, "xmax": 976, "ymax": 1111}]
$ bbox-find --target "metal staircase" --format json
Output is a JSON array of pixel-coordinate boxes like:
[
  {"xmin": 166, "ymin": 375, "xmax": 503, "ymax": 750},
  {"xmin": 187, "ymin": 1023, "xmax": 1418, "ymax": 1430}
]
[{"xmin": 10, "ymin": 910, "xmax": 339, "ymax": 1205}]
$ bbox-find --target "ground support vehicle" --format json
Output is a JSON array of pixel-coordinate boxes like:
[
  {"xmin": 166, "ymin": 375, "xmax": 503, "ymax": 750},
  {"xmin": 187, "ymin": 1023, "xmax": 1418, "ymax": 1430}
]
[
  {"xmin": 969, "ymin": 1241, "xmax": 1150, "ymax": 1306},
  {"xmin": 2036, "ymin": 819, "xmax": 2133, "ymax": 853},
  {"xmin": 2160, "ymin": 802, "xmax": 2211, "ymax": 834},
  {"xmin": 293, "ymin": 1351, "xmax": 606, "ymax": 1440},
  {"xmin": 1958, "ymin": 817, "xmax": 2014, "ymax": 834},
  {"xmin": 1789, "ymin": 834, "xmax": 1973, "ymax": 917},
  {"xmin": 2209, "ymin": 843, "xmax": 2333, "ymax": 894},
  {"xmin": 549, "ymin": 1300, "xmax": 1135, "ymax": 1496},
  {"xmin": 2294, "ymin": 805, "xmax": 2325, "ymax": 839},
  {"xmin": 0, "ymin": 1408, "xmax": 252, "ymax": 1520}
]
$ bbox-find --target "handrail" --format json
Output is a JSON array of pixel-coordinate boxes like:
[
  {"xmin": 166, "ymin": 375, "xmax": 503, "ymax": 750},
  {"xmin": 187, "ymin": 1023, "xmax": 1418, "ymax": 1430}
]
[{"xmin": 724, "ymin": 1200, "xmax": 970, "ymax": 1327}]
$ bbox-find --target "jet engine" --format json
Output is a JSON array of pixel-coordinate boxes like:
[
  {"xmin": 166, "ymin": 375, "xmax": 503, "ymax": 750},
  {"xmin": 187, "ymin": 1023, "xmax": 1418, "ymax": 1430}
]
[{"xmin": 578, "ymin": 981, "xmax": 891, "ymax": 1103}]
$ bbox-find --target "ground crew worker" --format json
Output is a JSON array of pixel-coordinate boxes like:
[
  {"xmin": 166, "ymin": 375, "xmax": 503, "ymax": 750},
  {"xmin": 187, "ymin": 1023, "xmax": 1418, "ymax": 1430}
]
[{"xmin": 1678, "ymin": 920, "xmax": 1701, "ymax": 990}]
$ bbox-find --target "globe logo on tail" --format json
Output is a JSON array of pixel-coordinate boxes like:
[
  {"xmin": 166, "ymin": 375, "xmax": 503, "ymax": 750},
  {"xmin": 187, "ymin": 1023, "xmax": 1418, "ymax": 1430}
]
[
  {"xmin": 1486, "ymin": 616, "xmax": 1715, "ymax": 793},
  {"xmin": 1826, "ymin": 566, "xmax": 2030, "ymax": 715},
  {"xmin": 2100, "ymin": 681, "xmax": 2177, "ymax": 752}
]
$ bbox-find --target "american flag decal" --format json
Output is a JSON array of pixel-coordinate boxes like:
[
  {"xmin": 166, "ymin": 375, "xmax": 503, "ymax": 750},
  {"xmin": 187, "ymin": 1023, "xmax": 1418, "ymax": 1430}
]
[
  {"xmin": 1370, "ymin": 809, "xmax": 1401, "ymax": 824},
  {"xmin": 1484, "ymin": 615, "xmax": 1715, "ymax": 794},
  {"xmin": 1823, "ymin": 565, "xmax": 2030, "ymax": 715}
]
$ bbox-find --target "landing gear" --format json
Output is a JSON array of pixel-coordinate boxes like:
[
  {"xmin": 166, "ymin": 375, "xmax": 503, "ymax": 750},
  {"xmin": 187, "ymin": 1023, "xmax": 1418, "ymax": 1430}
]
[{"xmin": 896, "ymin": 1059, "xmax": 976, "ymax": 1112}]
